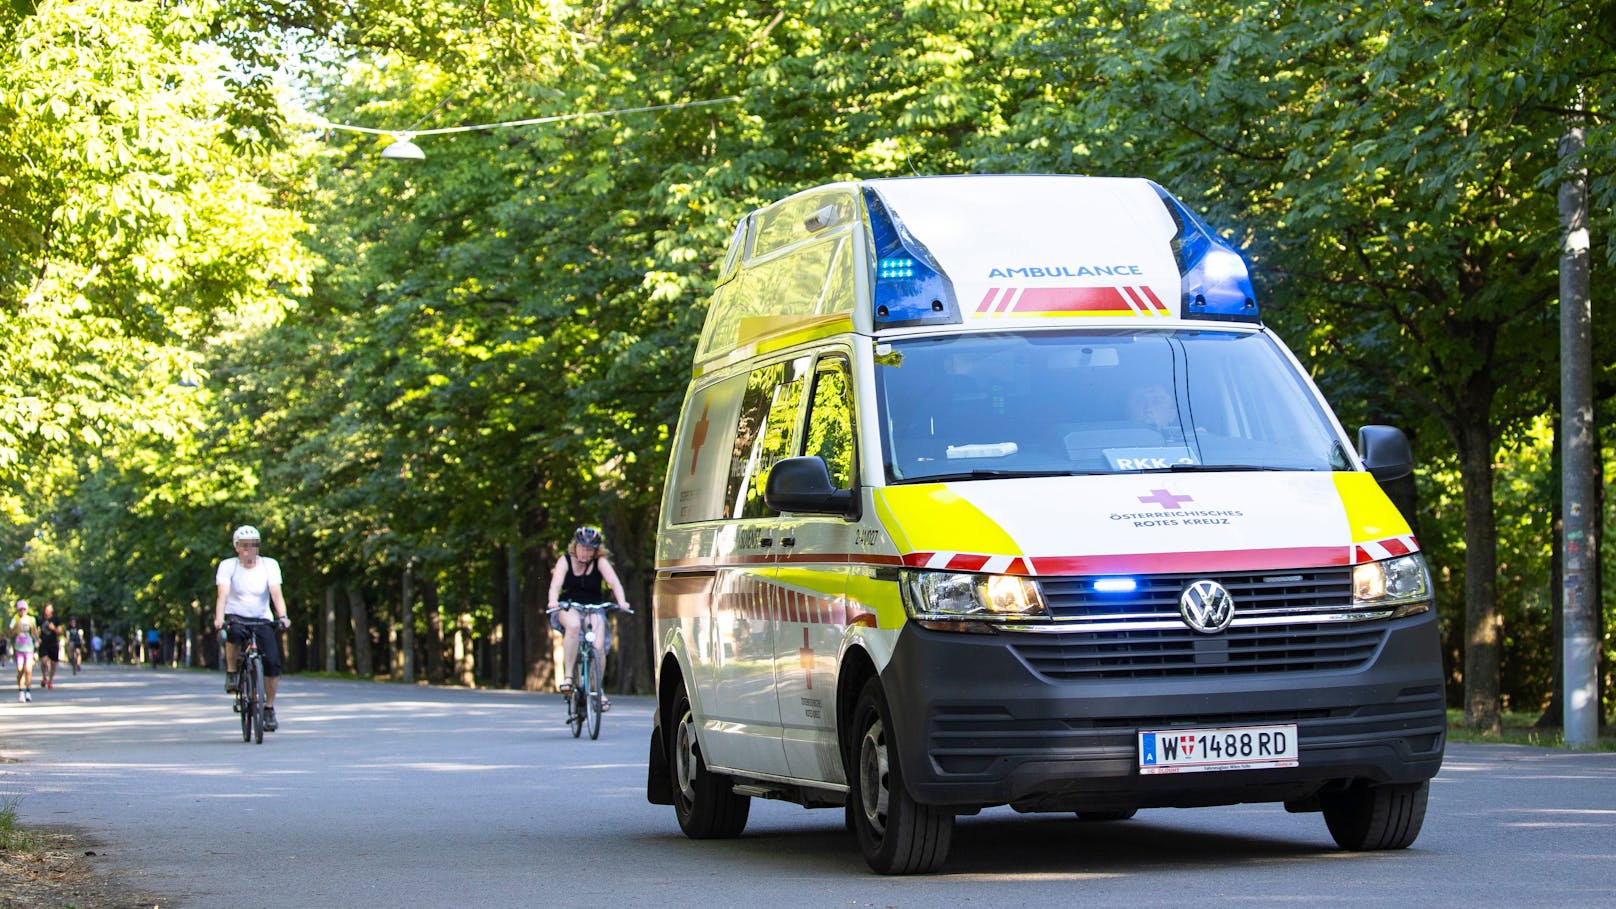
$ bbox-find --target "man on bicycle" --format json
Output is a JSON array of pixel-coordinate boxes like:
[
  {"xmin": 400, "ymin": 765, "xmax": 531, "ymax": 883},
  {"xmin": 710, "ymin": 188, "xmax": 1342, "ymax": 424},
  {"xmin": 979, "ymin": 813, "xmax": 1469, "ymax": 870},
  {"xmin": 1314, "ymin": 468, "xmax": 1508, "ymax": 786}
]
[
  {"xmin": 215, "ymin": 525, "xmax": 291, "ymax": 731},
  {"xmin": 546, "ymin": 526, "xmax": 630, "ymax": 709}
]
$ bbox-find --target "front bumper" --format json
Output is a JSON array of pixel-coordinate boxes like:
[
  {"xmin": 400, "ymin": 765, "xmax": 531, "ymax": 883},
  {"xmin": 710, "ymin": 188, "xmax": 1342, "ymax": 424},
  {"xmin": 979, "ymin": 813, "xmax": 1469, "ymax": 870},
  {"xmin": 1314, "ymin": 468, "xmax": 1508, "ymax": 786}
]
[{"xmin": 880, "ymin": 613, "xmax": 1446, "ymax": 812}]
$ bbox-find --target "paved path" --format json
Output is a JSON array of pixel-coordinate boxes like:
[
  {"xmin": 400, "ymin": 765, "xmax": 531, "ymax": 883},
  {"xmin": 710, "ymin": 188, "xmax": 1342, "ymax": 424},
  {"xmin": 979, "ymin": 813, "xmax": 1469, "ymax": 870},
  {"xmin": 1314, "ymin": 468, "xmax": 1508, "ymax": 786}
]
[{"xmin": 2, "ymin": 665, "xmax": 1614, "ymax": 907}]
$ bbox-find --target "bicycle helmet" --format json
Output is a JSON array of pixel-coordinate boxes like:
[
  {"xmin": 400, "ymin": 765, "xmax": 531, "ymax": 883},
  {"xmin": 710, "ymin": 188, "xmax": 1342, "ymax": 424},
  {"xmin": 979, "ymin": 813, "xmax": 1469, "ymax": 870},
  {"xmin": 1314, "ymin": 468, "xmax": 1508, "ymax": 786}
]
[
  {"xmin": 232, "ymin": 525, "xmax": 261, "ymax": 544},
  {"xmin": 573, "ymin": 526, "xmax": 604, "ymax": 548}
]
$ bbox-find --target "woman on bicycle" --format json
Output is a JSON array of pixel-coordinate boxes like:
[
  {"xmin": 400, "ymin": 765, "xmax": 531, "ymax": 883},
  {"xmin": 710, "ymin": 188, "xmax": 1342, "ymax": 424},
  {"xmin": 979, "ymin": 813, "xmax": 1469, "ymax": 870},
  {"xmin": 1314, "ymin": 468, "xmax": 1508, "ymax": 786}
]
[
  {"xmin": 215, "ymin": 525, "xmax": 291, "ymax": 731},
  {"xmin": 546, "ymin": 526, "xmax": 629, "ymax": 708}
]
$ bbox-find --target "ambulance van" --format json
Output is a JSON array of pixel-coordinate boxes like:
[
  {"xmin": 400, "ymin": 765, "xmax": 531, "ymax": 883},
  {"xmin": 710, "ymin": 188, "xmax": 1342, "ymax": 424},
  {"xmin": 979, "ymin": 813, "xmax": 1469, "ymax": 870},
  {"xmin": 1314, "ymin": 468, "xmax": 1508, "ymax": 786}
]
[{"xmin": 645, "ymin": 175, "xmax": 1445, "ymax": 874}]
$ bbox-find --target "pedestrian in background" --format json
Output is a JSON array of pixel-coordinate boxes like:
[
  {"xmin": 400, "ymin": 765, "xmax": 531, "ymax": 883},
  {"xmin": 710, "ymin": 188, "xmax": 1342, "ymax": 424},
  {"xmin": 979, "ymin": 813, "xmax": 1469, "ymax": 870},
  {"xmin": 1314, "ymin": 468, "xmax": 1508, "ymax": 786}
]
[
  {"xmin": 38, "ymin": 603, "xmax": 61, "ymax": 689},
  {"xmin": 9, "ymin": 600, "xmax": 38, "ymax": 702}
]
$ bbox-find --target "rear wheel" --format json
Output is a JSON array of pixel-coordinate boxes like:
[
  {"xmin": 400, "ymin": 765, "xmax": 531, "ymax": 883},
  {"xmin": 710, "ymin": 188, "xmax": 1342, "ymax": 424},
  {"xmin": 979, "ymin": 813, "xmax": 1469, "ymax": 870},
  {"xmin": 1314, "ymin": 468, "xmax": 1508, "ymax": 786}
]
[
  {"xmin": 671, "ymin": 679, "xmax": 749, "ymax": 838},
  {"xmin": 238, "ymin": 666, "xmax": 252, "ymax": 742},
  {"xmin": 1322, "ymin": 780, "xmax": 1429, "ymax": 850},
  {"xmin": 849, "ymin": 678, "xmax": 953, "ymax": 874},
  {"xmin": 585, "ymin": 654, "xmax": 603, "ymax": 740}
]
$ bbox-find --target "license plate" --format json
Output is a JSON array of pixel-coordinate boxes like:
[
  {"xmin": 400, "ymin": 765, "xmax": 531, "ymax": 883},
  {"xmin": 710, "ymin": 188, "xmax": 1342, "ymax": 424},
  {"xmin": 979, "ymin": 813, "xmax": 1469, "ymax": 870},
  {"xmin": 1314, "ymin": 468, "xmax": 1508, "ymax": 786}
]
[{"xmin": 1138, "ymin": 724, "xmax": 1298, "ymax": 774}]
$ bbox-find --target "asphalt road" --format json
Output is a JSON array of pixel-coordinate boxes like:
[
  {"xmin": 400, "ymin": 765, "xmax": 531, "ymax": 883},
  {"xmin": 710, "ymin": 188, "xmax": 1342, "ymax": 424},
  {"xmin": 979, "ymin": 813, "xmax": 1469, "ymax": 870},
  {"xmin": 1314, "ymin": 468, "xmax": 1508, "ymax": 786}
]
[{"xmin": 2, "ymin": 665, "xmax": 1613, "ymax": 908}]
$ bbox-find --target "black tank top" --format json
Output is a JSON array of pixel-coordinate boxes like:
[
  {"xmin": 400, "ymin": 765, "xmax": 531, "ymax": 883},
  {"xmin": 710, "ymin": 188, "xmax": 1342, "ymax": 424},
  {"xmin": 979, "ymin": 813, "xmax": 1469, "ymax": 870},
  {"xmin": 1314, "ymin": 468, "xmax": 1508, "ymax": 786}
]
[{"xmin": 559, "ymin": 553, "xmax": 605, "ymax": 603}]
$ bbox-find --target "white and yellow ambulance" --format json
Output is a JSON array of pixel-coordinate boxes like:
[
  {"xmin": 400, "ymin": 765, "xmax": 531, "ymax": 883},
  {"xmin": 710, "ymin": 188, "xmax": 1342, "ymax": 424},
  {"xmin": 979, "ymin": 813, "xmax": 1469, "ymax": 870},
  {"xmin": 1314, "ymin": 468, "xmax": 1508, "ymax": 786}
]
[{"xmin": 645, "ymin": 175, "xmax": 1444, "ymax": 874}]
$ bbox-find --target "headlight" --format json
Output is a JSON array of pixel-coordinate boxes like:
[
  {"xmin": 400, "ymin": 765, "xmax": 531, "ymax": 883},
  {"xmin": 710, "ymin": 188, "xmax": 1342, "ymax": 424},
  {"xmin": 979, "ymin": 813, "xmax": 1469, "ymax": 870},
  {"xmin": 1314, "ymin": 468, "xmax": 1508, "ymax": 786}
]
[
  {"xmin": 901, "ymin": 570, "xmax": 1049, "ymax": 624},
  {"xmin": 1352, "ymin": 553, "xmax": 1433, "ymax": 617}
]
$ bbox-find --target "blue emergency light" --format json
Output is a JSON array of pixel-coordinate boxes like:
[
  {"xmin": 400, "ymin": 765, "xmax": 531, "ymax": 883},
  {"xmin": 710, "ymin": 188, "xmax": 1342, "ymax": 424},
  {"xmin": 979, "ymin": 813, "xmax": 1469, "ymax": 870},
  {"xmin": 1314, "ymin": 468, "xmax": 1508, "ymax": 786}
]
[
  {"xmin": 863, "ymin": 187, "xmax": 961, "ymax": 328},
  {"xmin": 1092, "ymin": 577, "xmax": 1139, "ymax": 594},
  {"xmin": 1149, "ymin": 183, "xmax": 1260, "ymax": 323}
]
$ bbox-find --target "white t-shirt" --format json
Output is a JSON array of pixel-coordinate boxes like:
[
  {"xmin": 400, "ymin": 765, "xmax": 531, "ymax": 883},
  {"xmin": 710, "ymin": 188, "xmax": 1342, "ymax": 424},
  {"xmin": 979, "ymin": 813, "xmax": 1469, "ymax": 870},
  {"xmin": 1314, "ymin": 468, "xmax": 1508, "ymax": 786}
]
[{"xmin": 216, "ymin": 557, "xmax": 283, "ymax": 621}]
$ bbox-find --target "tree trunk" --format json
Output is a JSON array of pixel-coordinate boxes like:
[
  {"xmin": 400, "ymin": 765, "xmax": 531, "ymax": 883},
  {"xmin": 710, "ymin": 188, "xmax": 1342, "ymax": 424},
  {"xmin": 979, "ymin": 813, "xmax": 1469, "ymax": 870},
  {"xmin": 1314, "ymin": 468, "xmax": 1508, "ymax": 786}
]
[
  {"xmin": 401, "ymin": 560, "xmax": 416, "ymax": 685},
  {"xmin": 506, "ymin": 542, "xmax": 523, "ymax": 691},
  {"xmin": 347, "ymin": 585, "xmax": 374, "ymax": 678},
  {"xmin": 1459, "ymin": 419, "xmax": 1502, "ymax": 733},
  {"xmin": 423, "ymin": 574, "xmax": 445, "ymax": 684},
  {"xmin": 524, "ymin": 543, "xmax": 554, "ymax": 691},
  {"xmin": 323, "ymin": 584, "xmax": 338, "ymax": 674}
]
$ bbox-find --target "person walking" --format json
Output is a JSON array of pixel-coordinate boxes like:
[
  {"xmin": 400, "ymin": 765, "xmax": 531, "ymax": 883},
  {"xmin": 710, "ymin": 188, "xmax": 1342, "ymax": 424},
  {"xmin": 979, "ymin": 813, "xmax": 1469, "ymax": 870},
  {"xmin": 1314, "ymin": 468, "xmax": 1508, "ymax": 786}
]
[
  {"xmin": 215, "ymin": 525, "xmax": 291, "ymax": 731},
  {"xmin": 90, "ymin": 631, "xmax": 103, "ymax": 664},
  {"xmin": 9, "ymin": 600, "xmax": 39, "ymax": 702},
  {"xmin": 37, "ymin": 603, "xmax": 61, "ymax": 689}
]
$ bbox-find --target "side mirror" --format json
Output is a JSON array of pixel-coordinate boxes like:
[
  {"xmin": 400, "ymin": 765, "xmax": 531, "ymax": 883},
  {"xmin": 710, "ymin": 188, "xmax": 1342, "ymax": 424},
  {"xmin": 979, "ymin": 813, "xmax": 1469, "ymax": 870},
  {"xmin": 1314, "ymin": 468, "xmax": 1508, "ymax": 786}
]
[
  {"xmin": 1358, "ymin": 425, "xmax": 1419, "ymax": 529},
  {"xmin": 765, "ymin": 456, "xmax": 859, "ymax": 519},
  {"xmin": 1358, "ymin": 425, "xmax": 1413, "ymax": 483}
]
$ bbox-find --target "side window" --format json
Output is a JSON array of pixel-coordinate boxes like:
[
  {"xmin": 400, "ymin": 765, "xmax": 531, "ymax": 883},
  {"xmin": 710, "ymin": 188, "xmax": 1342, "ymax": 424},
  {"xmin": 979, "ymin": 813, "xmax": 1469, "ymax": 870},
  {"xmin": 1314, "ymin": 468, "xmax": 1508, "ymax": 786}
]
[
  {"xmin": 725, "ymin": 357, "xmax": 810, "ymax": 520},
  {"xmin": 667, "ymin": 374, "xmax": 747, "ymax": 525},
  {"xmin": 803, "ymin": 356, "xmax": 856, "ymax": 489}
]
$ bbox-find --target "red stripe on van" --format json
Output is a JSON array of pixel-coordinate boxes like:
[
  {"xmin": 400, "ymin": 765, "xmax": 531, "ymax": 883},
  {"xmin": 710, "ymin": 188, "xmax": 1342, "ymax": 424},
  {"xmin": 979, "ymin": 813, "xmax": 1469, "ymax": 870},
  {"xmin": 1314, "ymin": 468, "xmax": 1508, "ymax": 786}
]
[{"xmin": 1012, "ymin": 287, "xmax": 1130, "ymax": 313}]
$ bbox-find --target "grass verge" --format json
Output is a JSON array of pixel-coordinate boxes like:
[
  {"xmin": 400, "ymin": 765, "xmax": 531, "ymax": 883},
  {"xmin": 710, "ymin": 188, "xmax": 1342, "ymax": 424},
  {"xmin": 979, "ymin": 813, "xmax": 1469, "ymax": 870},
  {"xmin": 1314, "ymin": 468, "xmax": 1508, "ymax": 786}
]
[{"xmin": 1446, "ymin": 709, "xmax": 1616, "ymax": 750}]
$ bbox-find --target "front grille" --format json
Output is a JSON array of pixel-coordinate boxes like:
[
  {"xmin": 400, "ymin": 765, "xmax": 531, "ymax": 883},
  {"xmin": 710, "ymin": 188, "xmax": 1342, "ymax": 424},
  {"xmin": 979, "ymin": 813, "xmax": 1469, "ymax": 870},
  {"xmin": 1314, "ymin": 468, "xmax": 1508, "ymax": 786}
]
[{"xmin": 1012, "ymin": 568, "xmax": 1386, "ymax": 679}]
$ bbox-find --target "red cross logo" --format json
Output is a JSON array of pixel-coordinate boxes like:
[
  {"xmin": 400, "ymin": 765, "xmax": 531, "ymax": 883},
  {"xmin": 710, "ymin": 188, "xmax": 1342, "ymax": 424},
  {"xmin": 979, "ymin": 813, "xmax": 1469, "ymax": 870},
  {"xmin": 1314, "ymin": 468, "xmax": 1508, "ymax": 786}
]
[
  {"xmin": 799, "ymin": 628, "xmax": 814, "ymax": 689},
  {"xmin": 1138, "ymin": 488, "xmax": 1194, "ymax": 510},
  {"xmin": 688, "ymin": 399, "xmax": 711, "ymax": 477}
]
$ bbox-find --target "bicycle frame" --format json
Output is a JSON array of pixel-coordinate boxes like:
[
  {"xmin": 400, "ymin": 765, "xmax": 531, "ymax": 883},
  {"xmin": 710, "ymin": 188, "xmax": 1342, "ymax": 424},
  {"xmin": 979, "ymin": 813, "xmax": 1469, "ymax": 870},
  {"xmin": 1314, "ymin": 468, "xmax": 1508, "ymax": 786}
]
[
  {"xmin": 227, "ymin": 621, "xmax": 269, "ymax": 745},
  {"xmin": 554, "ymin": 602, "xmax": 620, "ymax": 741}
]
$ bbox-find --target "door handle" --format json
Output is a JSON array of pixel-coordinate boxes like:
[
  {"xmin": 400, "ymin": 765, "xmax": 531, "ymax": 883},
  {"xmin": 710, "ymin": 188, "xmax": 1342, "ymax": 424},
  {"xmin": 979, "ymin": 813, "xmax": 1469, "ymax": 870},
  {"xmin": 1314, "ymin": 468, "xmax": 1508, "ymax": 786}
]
[
  {"xmin": 759, "ymin": 537, "xmax": 773, "ymax": 548},
  {"xmin": 781, "ymin": 537, "xmax": 796, "ymax": 547}
]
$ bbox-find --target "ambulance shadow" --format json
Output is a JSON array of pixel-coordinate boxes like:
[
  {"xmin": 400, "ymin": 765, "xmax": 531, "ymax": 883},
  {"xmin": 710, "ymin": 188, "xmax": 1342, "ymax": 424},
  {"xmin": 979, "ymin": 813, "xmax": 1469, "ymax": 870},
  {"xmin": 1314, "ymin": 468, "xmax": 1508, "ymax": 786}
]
[
  {"xmin": 942, "ymin": 812, "xmax": 1340, "ymax": 876},
  {"xmin": 641, "ymin": 809, "xmax": 1345, "ymax": 877}
]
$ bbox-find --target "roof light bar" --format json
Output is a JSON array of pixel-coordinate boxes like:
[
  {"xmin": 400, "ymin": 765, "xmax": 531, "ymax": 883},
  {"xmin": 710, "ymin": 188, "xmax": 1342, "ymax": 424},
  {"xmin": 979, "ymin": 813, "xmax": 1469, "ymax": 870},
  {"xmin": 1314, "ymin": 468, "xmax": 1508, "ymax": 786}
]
[
  {"xmin": 1149, "ymin": 182, "xmax": 1259, "ymax": 323},
  {"xmin": 863, "ymin": 187, "xmax": 960, "ymax": 328}
]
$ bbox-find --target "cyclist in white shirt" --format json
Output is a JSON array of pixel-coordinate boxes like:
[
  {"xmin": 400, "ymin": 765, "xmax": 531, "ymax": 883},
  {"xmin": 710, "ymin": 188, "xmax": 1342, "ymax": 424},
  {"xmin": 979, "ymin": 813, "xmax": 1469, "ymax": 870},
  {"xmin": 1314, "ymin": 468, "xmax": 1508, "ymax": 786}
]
[{"xmin": 214, "ymin": 525, "xmax": 291, "ymax": 731}]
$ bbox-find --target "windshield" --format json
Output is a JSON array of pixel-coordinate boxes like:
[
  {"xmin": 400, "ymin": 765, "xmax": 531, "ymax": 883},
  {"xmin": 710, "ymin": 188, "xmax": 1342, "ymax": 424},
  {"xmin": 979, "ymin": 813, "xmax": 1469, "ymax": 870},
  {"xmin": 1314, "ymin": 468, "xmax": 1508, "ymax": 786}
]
[{"xmin": 875, "ymin": 329, "xmax": 1350, "ymax": 482}]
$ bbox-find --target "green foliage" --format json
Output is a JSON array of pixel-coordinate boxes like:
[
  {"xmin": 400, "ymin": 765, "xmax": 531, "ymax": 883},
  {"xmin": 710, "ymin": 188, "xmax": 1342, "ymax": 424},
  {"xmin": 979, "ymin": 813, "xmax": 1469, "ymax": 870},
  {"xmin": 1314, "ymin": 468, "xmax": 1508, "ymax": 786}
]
[{"xmin": 2, "ymin": 0, "xmax": 1613, "ymax": 708}]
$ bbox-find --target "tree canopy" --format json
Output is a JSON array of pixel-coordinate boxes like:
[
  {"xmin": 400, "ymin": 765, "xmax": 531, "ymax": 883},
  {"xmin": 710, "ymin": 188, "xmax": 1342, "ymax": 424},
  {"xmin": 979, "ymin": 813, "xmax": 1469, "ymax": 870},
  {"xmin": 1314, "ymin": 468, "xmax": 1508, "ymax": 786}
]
[{"xmin": 3, "ymin": 0, "xmax": 1613, "ymax": 719}]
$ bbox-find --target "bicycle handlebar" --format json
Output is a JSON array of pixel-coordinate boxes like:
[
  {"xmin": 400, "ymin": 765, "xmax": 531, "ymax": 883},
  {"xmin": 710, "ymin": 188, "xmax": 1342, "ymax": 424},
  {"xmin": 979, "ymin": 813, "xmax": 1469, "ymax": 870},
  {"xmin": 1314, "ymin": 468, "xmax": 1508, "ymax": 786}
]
[{"xmin": 549, "ymin": 601, "xmax": 633, "ymax": 615}]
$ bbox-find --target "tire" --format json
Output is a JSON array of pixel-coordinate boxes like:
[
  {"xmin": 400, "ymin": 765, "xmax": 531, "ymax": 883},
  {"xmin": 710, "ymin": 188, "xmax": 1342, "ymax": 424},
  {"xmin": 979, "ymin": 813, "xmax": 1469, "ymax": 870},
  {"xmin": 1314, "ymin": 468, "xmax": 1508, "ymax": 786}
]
[
  {"xmin": 585, "ymin": 654, "xmax": 603, "ymax": 740},
  {"xmin": 670, "ymin": 680, "xmax": 749, "ymax": 838},
  {"xmin": 251, "ymin": 658, "xmax": 266, "ymax": 745},
  {"xmin": 568, "ymin": 662, "xmax": 585, "ymax": 739},
  {"xmin": 849, "ymin": 678, "xmax": 953, "ymax": 874},
  {"xmin": 1075, "ymin": 809, "xmax": 1137, "ymax": 822},
  {"xmin": 1322, "ymin": 780, "xmax": 1429, "ymax": 850},
  {"xmin": 239, "ymin": 662, "xmax": 254, "ymax": 743}
]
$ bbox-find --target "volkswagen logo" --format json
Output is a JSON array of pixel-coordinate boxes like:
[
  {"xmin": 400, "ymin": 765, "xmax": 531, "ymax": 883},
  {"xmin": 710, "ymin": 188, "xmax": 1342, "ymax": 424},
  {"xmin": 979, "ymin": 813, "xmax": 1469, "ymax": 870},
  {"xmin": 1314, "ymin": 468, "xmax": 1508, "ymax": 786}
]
[{"xmin": 1180, "ymin": 580, "xmax": 1235, "ymax": 634}]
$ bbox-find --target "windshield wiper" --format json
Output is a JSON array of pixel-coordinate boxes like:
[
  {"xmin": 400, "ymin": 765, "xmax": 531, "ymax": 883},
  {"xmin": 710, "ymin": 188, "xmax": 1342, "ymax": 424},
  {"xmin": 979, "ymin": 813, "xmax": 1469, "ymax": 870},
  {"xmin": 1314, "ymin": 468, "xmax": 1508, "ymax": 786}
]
[
  {"xmin": 1142, "ymin": 464, "xmax": 1290, "ymax": 473},
  {"xmin": 905, "ymin": 469, "xmax": 1098, "ymax": 482}
]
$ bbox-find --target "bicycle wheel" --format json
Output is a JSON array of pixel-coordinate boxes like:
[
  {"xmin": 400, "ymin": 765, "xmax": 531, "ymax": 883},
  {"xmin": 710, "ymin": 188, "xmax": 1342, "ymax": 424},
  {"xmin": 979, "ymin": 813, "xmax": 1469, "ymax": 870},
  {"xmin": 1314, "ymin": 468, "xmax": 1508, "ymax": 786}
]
[
  {"xmin": 568, "ymin": 660, "xmax": 585, "ymax": 738},
  {"xmin": 250, "ymin": 656, "xmax": 266, "ymax": 744},
  {"xmin": 239, "ymin": 661, "xmax": 254, "ymax": 742},
  {"xmin": 585, "ymin": 651, "xmax": 603, "ymax": 740}
]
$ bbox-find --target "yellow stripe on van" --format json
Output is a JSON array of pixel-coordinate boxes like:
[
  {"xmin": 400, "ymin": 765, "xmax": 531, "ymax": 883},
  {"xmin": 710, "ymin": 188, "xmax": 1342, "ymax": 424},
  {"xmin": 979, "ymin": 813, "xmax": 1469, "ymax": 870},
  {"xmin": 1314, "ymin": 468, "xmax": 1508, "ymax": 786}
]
[
  {"xmin": 847, "ymin": 569, "xmax": 907, "ymax": 630},
  {"xmin": 874, "ymin": 485, "xmax": 1022, "ymax": 556},
  {"xmin": 1333, "ymin": 472, "xmax": 1413, "ymax": 542}
]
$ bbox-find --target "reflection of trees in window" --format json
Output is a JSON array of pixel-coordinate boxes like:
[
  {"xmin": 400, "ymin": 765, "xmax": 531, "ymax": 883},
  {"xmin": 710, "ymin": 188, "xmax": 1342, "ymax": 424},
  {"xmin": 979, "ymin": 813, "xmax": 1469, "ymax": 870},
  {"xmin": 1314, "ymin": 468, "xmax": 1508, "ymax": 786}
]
[
  {"xmin": 725, "ymin": 362, "xmax": 785, "ymax": 519},
  {"xmin": 805, "ymin": 358, "xmax": 855, "ymax": 489}
]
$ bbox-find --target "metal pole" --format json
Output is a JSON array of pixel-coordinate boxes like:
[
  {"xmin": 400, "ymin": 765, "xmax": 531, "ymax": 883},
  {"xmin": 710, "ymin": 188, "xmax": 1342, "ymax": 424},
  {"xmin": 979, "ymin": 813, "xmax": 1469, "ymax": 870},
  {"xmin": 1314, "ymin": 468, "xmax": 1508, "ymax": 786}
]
[{"xmin": 1559, "ymin": 120, "xmax": 1599, "ymax": 747}]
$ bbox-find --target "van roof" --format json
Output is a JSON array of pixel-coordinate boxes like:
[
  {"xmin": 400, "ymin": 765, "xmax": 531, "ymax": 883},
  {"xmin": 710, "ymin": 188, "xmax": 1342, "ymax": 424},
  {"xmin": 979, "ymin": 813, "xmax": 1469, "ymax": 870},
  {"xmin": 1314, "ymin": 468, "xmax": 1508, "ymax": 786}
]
[{"xmin": 693, "ymin": 175, "xmax": 1258, "ymax": 373}]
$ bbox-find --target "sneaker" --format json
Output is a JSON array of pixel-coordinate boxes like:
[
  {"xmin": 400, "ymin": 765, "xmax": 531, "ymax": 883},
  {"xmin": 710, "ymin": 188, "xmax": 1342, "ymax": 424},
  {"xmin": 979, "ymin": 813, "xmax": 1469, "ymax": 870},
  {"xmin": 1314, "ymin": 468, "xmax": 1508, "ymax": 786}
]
[
  {"xmin": 600, "ymin": 697, "xmax": 612, "ymax": 713},
  {"xmin": 225, "ymin": 671, "xmax": 238, "ymax": 694},
  {"xmin": 262, "ymin": 707, "xmax": 278, "ymax": 732},
  {"xmin": 24, "ymin": 690, "xmax": 31, "ymax": 702},
  {"xmin": 16, "ymin": 691, "xmax": 23, "ymax": 703}
]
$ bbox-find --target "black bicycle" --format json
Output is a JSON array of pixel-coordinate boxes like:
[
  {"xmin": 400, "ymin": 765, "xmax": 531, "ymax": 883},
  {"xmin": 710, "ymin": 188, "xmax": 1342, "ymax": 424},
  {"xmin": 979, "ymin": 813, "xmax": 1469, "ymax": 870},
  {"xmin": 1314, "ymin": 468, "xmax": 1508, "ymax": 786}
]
[
  {"xmin": 225, "ymin": 619, "xmax": 270, "ymax": 744},
  {"xmin": 549, "ymin": 601, "xmax": 630, "ymax": 740}
]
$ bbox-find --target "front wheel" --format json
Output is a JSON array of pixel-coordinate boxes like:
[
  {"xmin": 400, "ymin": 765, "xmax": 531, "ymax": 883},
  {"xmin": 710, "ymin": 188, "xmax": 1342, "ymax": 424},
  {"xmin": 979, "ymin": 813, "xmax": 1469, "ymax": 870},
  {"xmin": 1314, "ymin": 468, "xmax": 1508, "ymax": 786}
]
[
  {"xmin": 849, "ymin": 678, "xmax": 953, "ymax": 874},
  {"xmin": 250, "ymin": 658, "xmax": 266, "ymax": 745},
  {"xmin": 1321, "ymin": 780, "xmax": 1429, "ymax": 850},
  {"xmin": 585, "ymin": 653, "xmax": 603, "ymax": 740},
  {"xmin": 568, "ymin": 662, "xmax": 585, "ymax": 739},
  {"xmin": 670, "ymin": 680, "xmax": 749, "ymax": 838},
  {"xmin": 238, "ymin": 668, "xmax": 252, "ymax": 742}
]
